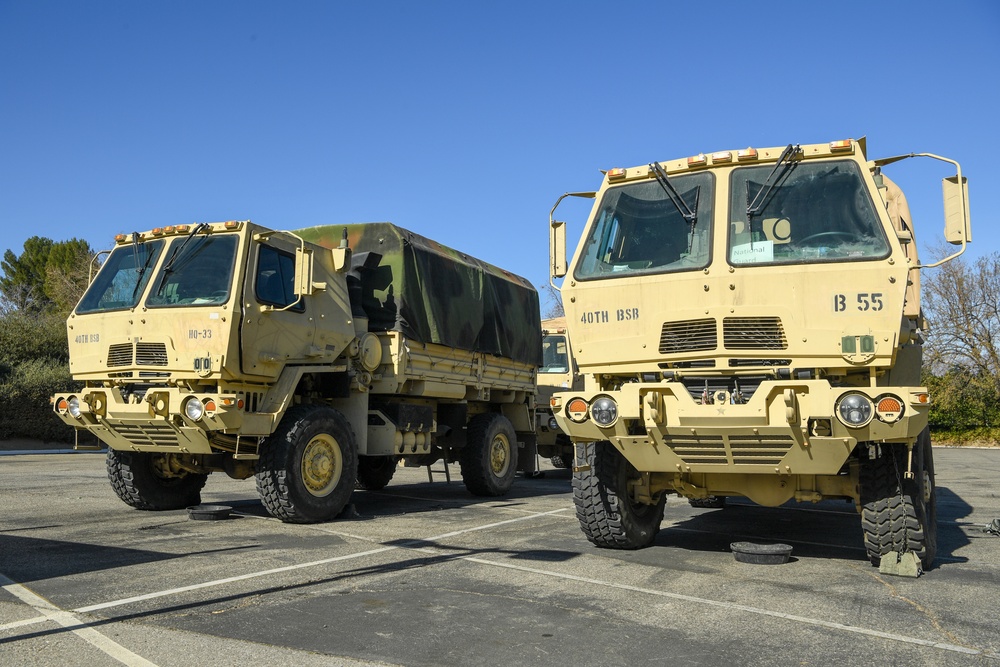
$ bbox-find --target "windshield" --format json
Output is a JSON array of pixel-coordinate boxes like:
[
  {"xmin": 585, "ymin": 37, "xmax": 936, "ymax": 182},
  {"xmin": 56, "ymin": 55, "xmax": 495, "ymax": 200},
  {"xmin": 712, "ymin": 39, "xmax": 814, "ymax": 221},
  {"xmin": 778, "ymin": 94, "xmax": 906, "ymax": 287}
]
[
  {"xmin": 146, "ymin": 235, "xmax": 239, "ymax": 307},
  {"xmin": 76, "ymin": 240, "xmax": 165, "ymax": 314},
  {"xmin": 728, "ymin": 160, "xmax": 889, "ymax": 265},
  {"xmin": 575, "ymin": 172, "xmax": 714, "ymax": 279},
  {"xmin": 540, "ymin": 334, "xmax": 569, "ymax": 373}
]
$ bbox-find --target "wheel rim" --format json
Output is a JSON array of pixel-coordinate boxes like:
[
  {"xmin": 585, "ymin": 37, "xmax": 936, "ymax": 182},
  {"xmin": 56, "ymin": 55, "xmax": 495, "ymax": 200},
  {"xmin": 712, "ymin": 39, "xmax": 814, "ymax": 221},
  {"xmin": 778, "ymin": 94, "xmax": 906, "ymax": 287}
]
[
  {"xmin": 489, "ymin": 433, "xmax": 511, "ymax": 477},
  {"xmin": 301, "ymin": 434, "xmax": 343, "ymax": 497}
]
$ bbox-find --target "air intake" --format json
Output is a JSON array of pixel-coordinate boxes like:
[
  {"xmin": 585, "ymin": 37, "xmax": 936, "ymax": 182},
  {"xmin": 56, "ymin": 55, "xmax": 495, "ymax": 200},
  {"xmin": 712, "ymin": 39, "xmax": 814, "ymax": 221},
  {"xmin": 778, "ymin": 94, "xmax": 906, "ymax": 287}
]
[{"xmin": 659, "ymin": 318, "xmax": 717, "ymax": 354}]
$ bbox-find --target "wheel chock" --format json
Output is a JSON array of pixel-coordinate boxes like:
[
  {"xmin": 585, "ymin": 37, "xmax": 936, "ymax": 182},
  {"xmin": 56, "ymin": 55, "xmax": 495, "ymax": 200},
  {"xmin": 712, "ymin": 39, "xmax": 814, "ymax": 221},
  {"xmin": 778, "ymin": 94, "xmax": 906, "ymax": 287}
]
[{"xmin": 878, "ymin": 551, "xmax": 922, "ymax": 578}]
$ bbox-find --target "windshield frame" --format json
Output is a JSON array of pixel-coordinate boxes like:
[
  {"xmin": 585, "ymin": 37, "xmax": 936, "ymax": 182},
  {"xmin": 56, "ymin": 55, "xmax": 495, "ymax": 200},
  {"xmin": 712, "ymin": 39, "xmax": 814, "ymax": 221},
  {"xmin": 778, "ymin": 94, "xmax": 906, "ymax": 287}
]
[
  {"xmin": 144, "ymin": 234, "xmax": 240, "ymax": 309},
  {"xmin": 75, "ymin": 239, "xmax": 167, "ymax": 315},
  {"xmin": 727, "ymin": 159, "xmax": 891, "ymax": 267},
  {"xmin": 573, "ymin": 171, "xmax": 715, "ymax": 281}
]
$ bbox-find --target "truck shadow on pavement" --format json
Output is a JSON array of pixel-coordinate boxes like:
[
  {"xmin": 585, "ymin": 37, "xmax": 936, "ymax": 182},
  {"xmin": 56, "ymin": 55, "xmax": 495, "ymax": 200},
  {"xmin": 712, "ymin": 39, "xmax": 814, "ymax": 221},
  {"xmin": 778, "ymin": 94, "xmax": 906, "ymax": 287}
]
[{"xmin": 651, "ymin": 484, "xmax": 972, "ymax": 570}]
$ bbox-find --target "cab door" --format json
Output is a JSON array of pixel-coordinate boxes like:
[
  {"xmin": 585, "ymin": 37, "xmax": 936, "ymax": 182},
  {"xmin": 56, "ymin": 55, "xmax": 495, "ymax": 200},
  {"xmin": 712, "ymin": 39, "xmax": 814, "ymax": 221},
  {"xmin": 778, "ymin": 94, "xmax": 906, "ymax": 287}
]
[{"xmin": 240, "ymin": 235, "xmax": 316, "ymax": 379}]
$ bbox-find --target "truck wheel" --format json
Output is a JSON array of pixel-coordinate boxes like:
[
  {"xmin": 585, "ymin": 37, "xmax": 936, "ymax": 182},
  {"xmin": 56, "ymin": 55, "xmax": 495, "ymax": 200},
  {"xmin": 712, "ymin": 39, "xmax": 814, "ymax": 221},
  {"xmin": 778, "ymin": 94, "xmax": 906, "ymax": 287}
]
[
  {"xmin": 573, "ymin": 441, "xmax": 664, "ymax": 549},
  {"xmin": 106, "ymin": 450, "xmax": 207, "ymax": 511},
  {"xmin": 356, "ymin": 455, "xmax": 398, "ymax": 491},
  {"xmin": 550, "ymin": 455, "xmax": 571, "ymax": 469},
  {"xmin": 459, "ymin": 413, "xmax": 518, "ymax": 496},
  {"xmin": 860, "ymin": 430, "xmax": 936, "ymax": 569},
  {"xmin": 256, "ymin": 404, "xmax": 358, "ymax": 524}
]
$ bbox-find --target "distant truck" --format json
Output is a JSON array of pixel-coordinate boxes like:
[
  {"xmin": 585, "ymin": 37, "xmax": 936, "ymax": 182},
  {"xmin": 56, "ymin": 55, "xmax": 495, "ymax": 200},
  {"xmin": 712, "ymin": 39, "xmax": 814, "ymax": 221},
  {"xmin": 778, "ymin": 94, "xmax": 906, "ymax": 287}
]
[
  {"xmin": 53, "ymin": 222, "xmax": 541, "ymax": 523},
  {"xmin": 548, "ymin": 139, "xmax": 971, "ymax": 570},
  {"xmin": 534, "ymin": 317, "xmax": 581, "ymax": 468}
]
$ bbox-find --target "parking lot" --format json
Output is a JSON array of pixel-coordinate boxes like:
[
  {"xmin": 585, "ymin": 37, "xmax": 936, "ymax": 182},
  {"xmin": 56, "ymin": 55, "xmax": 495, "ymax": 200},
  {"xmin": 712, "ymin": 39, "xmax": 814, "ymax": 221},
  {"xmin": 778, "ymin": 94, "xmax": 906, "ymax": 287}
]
[{"xmin": 1, "ymin": 447, "xmax": 998, "ymax": 666}]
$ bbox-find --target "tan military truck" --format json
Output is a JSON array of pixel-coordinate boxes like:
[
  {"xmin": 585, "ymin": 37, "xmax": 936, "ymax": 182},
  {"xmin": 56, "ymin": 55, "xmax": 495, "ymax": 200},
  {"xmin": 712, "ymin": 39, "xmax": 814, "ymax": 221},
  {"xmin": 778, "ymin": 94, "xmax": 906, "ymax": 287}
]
[
  {"xmin": 52, "ymin": 222, "xmax": 541, "ymax": 523},
  {"xmin": 548, "ymin": 139, "xmax": 971, "ymax": 570},
  {"xmin": 535, "ymin": 317, "xmax": 581, "ymax": 468}
]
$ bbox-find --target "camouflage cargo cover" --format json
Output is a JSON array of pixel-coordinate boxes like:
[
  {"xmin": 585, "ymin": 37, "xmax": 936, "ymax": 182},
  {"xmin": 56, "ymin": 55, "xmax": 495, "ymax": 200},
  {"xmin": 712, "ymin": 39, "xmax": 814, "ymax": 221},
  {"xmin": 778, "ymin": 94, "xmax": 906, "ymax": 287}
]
[{"xmin": 296, "ymin": 223, "xmax": 543, "ymax": 366}]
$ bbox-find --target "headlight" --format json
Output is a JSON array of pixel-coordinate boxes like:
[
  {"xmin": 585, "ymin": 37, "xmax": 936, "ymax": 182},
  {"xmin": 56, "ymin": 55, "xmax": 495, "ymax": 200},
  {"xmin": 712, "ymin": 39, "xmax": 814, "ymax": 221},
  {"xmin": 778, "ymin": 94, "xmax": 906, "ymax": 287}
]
[
  {"xmin": 184, "ymin": 397, "xmax": 205, "ymax": 421},
  {"xmin": 548, "ymin": 416, "xmax": 559, "ymax": 430},
  {"xmin": 590, "ymin": 396, "xmax": 619, "ymax": 427},
  {"xmin": 67, "ymin": 396, "xmax": 81, "ymax": 419},
  {"xmin": 836, "ymin": 392, "xmax": 874, "ymax": 427}
]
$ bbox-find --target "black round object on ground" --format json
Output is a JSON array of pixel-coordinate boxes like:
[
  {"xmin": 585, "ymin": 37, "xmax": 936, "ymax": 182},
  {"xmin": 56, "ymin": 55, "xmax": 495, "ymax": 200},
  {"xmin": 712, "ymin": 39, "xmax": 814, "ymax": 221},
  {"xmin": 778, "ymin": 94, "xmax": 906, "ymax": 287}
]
[
  {"xmin": 730, "ymin": 542, "xmax": 792, "ymax": 564},
  {"xmin": 187, "ymin": 504, "xmax": 233, "ymax": 521}
]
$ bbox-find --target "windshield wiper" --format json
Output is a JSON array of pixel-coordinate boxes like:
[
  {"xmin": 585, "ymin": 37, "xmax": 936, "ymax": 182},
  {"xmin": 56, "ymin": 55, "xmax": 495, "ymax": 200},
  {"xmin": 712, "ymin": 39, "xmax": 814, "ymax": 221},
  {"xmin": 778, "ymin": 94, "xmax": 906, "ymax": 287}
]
[
  {"xmin": 130, "ymin": 232, "xmax": 152, "ymax": 300},
  {"xmin": 746, "ymin": 144, "xmax": 801, "ymax": 217},
  {"xmin": 649, "ymin": 162, "xmax": 697, "ymax": 223},
  {"xmin": 155, "ymin": 223, "xmax": 209, "ymax": 295}
]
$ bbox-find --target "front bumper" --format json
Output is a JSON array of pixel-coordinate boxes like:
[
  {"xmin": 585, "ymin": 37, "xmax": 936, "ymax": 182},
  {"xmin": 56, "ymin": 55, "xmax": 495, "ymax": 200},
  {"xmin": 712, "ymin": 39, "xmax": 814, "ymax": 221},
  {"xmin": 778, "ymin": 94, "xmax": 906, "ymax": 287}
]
[
  {"xmin": 52, "ymin": 387, "xmax": 259, "ymax": 454},
  {"xmin": 552, "ymin": 380, "xmax": 928, "ymax": 476}
]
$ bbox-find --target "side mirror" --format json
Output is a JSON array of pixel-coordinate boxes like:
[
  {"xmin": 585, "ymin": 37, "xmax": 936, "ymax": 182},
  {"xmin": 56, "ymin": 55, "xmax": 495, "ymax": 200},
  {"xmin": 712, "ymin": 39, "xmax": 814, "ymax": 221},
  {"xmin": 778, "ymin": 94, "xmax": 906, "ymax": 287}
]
[
  {"xmin": 942, "ymin": 175, "xmax": 971, "ymax": 245},
  {"xmin": 550, "ymin": 221, "xmax": 567, "ymax": 278}
]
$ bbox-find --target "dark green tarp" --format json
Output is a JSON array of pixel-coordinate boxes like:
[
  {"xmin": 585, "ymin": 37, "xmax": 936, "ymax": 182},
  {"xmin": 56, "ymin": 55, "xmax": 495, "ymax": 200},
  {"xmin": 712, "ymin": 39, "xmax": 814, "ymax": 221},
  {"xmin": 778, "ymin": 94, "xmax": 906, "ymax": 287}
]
[{"xmin": 296, "ymin": 224, "xmax": 542, "ymax": 367}]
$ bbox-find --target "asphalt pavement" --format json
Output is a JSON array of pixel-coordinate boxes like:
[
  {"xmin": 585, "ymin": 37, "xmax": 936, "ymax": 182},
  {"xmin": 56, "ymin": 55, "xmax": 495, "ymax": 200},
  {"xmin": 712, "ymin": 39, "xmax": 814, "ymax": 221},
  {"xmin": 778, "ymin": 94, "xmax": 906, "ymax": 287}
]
[{"xmin": 1, "ymin": 447, "xmax": 998, "ymax": 666}]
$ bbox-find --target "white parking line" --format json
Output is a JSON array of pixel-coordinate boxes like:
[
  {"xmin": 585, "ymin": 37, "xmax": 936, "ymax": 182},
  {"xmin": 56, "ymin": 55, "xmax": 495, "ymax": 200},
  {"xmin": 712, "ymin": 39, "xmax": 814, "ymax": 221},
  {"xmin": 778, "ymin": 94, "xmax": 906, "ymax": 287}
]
[
  {"xmin": 0, "ymin": 573, "xmax": 159, "ymax": 666},
  {"xmin": 3, "ymin": 506, "xmax": 996, "ymax": 661}
]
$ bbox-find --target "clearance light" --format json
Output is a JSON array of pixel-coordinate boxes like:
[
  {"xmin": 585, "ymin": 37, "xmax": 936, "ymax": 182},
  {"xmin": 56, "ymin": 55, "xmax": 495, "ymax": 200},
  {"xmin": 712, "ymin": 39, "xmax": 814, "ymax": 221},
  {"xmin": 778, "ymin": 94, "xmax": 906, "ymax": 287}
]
[
  {"xmin": 164, "ymin": 226, "xmax": 176, "ymax": 233},
  {"xmin": 237, "ymin": 398, "xmax": 245, "ymax": 409},
  {"xmin": 567, "ymin": 397, "xmax": 589, "ymax": 423},
  {"xmin": 687, "ymin": 154, "xmax": 707, "ymax": 167},
  {"xmin": 56, "ymin": 397, "xmax": 69, "ymax": 413},
  {"xmin": 911, "ymin": 392, "xmax": 930, "ymax": 405},
  {"xmin": 830, "ymin": 139, "xmax": 854, "ymax": 152},
  {"xmin": 176, "ymin": 224, "xmax": 190, "ymax": 233},
  {"xmin": 608, "ymin": 167, "xmax": 627, "ymax": 181},
  {"xmin": 737, "ymin": 147, "xmax": 758, "ymax": 161},
  {"xmin": 875, "ymin": 394, "xmax": 904, "ymax": 423},
  {"xmin": 151, "ymin": 228, "xmax": 164, "ymax": 235},
  {"xmin": 204, "ymin": 399, "xmax": 217, "ymax": 413},
  {"xmin": 711, "ymin": 151, "xmax": 732, "ymax": 163},
  {"xmin": 115, "ymin": 234, "xmax": 128, "ymax": 243},
  {"xmin": 225, "ymin": 220, "xmax": 241, "ymax": 229}
]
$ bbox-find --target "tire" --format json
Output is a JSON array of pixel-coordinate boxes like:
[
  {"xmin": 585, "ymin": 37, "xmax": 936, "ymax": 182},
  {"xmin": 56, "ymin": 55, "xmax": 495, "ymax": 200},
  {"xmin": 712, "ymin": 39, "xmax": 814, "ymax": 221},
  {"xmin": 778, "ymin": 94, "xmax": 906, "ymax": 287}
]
[
  {"xmin": 550, "ymin": 455, "xmax": 571, "ymax": 469},
  {"xmin": 573, "ymin": 441, "xmax": 665, "ymax": 549},
  {"xmin": 356, "ymin": 455, "xmax": 398, "ymax": 491},
  {"xmin": 256, "ymin": 404, "xmax": 358, "ymax": 524},
  {"xmin": 860, "ymin": 429, "xmax": 936, "ymax": 569},
  {"xmin": 688, "ymin": 496, "xmax": 726, "ymax": 509},
  {"xmin": 106, "ymin": 450, "xmax": 207, "ymax": 511},
  {"xmin": 459, "ymin": 413, "xmax": 518, "ymax": 496}
]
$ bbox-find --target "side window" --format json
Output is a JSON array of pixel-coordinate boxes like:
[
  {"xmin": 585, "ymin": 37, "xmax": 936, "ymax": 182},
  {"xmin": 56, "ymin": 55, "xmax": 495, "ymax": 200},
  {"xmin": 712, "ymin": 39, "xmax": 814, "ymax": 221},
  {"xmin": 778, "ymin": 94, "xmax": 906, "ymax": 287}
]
[{"xmin": 255, "ymin": 245, "xmax": 304, "ymax": 312}]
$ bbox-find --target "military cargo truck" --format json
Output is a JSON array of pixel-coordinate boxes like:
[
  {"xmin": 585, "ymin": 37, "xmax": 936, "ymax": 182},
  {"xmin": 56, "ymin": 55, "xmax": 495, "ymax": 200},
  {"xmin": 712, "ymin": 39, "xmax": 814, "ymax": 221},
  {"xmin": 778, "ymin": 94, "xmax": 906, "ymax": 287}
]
[
  {"xmin": 53, "ymin": 222, "xmax": 541, "ymax": 523},
  {"xmin": 535, "ymin": 317, "xmax": 581, "ymax": 468},
  {"xmin": 548, "ymin": 139, "xmax": 971, "ymax": 570}
]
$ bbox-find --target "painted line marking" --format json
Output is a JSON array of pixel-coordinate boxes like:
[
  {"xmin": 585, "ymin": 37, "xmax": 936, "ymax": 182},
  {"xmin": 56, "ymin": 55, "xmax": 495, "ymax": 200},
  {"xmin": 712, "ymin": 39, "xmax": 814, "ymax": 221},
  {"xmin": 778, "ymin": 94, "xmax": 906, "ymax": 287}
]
[
  {"xmin": 0, "ymin": 573, "xmax": 159, "ymax": 666},
  {"xmin": 3, "ymin": 504, "xmax": 996, "ymax": 660}
]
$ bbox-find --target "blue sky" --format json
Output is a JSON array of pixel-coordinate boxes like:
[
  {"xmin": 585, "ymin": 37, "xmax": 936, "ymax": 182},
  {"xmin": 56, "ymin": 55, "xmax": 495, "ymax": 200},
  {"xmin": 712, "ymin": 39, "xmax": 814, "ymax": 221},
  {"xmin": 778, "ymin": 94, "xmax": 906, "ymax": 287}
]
[{"xmin": 2, "ymin": 1, "xmax": 997, "ymax": 308}]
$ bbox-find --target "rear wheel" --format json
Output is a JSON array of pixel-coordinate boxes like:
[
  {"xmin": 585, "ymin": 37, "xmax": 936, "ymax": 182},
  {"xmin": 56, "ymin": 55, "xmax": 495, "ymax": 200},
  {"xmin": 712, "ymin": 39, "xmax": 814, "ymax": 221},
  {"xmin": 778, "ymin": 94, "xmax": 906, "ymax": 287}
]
[
  {"xmin": 106, "ymin": 450, "xmax": 207, "ymax": 510},
  {"xmin": 256, "ymin": 404, "xmax": 358, "ymax": 523},
  {"xmin": 860, "ymin": 430, "xmax": 936, "ymax": 569},
  {"xmin": 573, "ymin": 441, "xmax": 664, "ymax": 549},
  {"xmin": 356, "ymin": 455, "xmax": 398, "ymax": 491},
  {"xmin": 459, "ymin": 413, "xmax": 518, "ymax": 496}
]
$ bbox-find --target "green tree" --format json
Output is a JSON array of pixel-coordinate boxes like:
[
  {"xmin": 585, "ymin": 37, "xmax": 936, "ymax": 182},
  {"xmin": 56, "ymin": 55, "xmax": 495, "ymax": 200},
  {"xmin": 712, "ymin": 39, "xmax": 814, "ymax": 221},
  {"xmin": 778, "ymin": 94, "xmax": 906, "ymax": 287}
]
[
  {"xmin": 922, "ymin": 250, "xmax": 1000, "ymax": 430},
  {"xmin": 0, "ymin": 236, "xmax": 93, "ymax": 314}
]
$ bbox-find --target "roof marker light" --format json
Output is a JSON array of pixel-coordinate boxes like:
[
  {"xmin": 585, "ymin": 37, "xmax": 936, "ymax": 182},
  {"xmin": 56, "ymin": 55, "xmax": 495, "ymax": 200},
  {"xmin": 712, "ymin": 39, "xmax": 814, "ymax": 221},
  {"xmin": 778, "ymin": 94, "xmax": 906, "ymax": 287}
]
[
  {"xmin": 176, "ymin": 224, "xmax": 190, "ymax": 233},
  {"xmin": 115, "ymin": 234, "xmax": 128, "ymax": 243},
  {"xmin": 737, "ymin": 147, "xmax": 758, "ymax": 161},
  {"xmin": 151, "ymin": 228, "xmax": 163, "ymax": 235},
  {"xmin": 830, "ymin": 139, "xmax": 853, "ymax": 152},
  {"xmin": 608, "ymin": 167, "xmax": 627, "ymax": 181},
  {"xmin": 711, "ymin": 151, "xmax": 732, "ymax": 163},
  {"xmin": 225, "ymin": 220, "xmax": 241, "ymax": 229},
  {"xmin": 687, "ymin": 154, "xmax": 707, "ymax": 167}
]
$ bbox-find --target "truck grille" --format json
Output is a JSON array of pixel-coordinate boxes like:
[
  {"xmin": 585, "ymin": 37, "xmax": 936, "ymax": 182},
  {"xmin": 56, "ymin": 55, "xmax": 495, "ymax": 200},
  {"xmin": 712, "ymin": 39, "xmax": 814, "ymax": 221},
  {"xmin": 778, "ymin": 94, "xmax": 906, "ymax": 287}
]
[
  {"xmin": 114, "ymin": 422, "xmax": 180, "ymax": 447},
  {"xmin": 106, "ymin": 342, "xmax": 169, "ymax": 368},
  {"xmin": 723, "ymin": 317, "xmax": 787, "ymax": 350},
  {"xmin": 659, "ymin": 318, "xmax": 717, "ymax": 354},
  {"xmin": 665, "ymin": 433, "xmax": 793, "ymax": 466}
]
